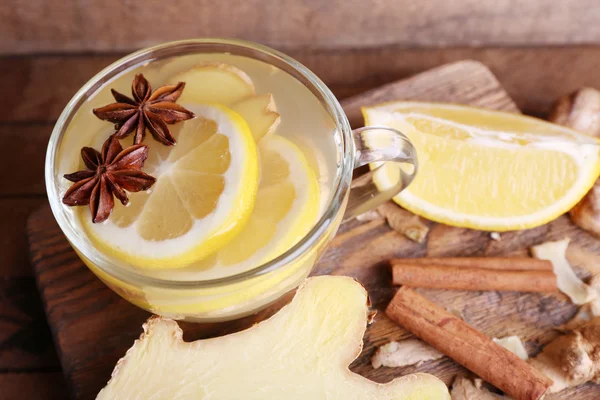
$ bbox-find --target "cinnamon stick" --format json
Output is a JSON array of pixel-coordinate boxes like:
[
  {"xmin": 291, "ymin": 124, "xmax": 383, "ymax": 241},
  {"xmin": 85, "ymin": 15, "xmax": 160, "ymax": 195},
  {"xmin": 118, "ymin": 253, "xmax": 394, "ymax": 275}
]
[
  {"xmin": 392, "ymin": 264, "xmax": 558, "ymax": 292},
  {"xmin": 386, "ymin": 287, "xmax": 552, "ymax": 400},
  {"xmin": 391, "ymin": 257, "xmax": 552, "ymax": 271}
]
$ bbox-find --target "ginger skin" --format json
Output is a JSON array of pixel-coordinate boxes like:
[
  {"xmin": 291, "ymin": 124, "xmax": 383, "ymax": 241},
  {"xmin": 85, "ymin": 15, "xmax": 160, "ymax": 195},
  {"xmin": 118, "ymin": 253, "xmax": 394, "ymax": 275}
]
[
  {"xmin": 529, "ymin": 318, "xmax": 600, "ymax": 393},
  {"xmin": 549, "ymin": 88, "xmax": 600, "ymax": 237}
]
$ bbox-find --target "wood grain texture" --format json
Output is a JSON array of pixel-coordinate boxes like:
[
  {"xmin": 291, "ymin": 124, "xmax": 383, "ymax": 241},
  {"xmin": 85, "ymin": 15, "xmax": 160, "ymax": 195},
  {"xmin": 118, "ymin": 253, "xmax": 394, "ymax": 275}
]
[
  {"xmin": 4, "ymin": 47, "xmax": 600, "ymax": 124},
  {"xmin": 0, "ymin": 199, "xmax": 47, "ymax": 277},
  {"xmin": 2, "ymin": 0, "xmax": 600, "ymax": 54},
  {"xmin": 341, "ymin": 60, "xmax": 518, "ymax": 126},
  {"xmin": 28, "ymin": 61, "xmax": 600, "ymax": 399},
  {"xmin": 0, "ymin": 125, "xmax": 51, "ymax": 196},
  {"xmin": 0, "ymin": 372, "xmax": 69, "ymax": 400},
  {"xmin": 0, "ymin": 278, "xmax": 60, "ymax": 370}
]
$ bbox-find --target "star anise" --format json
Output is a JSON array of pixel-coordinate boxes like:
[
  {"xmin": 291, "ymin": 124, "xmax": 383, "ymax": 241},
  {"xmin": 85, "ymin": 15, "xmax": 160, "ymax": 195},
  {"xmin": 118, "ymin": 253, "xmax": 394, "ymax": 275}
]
[
  {"xmin": 62, "ymin": 136, "xmax": 156, "ymax": 223},
  {"xmin": 92, "ymin": 74, "xmax": 195, "ymax": 146}
]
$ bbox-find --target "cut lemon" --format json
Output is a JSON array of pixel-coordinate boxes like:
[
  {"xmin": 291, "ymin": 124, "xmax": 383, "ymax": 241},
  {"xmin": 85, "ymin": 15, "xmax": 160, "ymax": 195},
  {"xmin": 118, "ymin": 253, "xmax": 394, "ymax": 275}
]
[
  {"xmin": 363, "ymin": 102, "xmax": 600, "ymax": 231},
  {"xmin": 171, "ymin": 64, "xmax": 280, "ymax": 140},
  {"xmin": 81, "ymin": 104, "xmax": 259, "ymax": 269},
  {"xmin": 149, "ymin": 134, "xmax": 320, "ymax": 280},
  {"xmin": 171, "ymin": 63, "xmax": 255, "ymax": 106}
]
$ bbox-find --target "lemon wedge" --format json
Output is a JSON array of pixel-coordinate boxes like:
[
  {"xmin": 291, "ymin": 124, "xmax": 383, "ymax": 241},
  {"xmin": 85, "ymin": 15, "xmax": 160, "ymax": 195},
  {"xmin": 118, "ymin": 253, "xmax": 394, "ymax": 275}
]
[
  {"xmin": 363, "ymin": 102, "xmax": 600, "ymax": 231},
  {"xmin": 149, "ymin": 134, "xmax": 320, "ymax": 280},
  {"xmin": 81, "ymin": 104, "xmax": 259, "ymax": 269}
]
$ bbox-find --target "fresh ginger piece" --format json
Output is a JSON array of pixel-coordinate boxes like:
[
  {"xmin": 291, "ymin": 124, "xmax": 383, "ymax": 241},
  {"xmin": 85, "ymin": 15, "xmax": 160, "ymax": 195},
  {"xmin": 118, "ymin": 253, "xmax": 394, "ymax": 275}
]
[
  {"xmin": 231, "ymin": 93, "xmax": 280, "ymax": 142},
  {"xmin": 97, "ymin": 276, "xmax": 449, "ymax": 399}
]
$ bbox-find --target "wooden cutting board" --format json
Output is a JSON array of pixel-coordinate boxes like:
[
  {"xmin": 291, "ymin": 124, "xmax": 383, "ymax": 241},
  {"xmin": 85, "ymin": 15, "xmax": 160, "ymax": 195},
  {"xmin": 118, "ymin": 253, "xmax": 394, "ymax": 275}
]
[{"xmin": 27, "ymin": 60, "xmax": 600, "ymax": 399}]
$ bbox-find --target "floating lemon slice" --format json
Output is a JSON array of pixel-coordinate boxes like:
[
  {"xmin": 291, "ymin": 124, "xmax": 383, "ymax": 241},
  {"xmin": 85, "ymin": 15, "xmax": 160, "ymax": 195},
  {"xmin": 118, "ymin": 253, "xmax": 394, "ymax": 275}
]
[
  {"xmin": 81, "ymin": 104, "xmax": 259, "ymax": 269},
  {"xmin": 363, "ymin": 102, "xmax": 600, "ymax": 231},
  {"xmin": 171, "ymin": 63, "xmax": 280, "ymax": 141},
  {"xmin": 149, "ymin": 134, "xmax": 320, "ymax": 281}
]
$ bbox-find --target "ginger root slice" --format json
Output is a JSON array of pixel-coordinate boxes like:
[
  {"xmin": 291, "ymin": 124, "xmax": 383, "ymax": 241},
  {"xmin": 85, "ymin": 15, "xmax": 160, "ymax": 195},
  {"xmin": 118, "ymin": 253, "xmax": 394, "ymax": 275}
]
[
  {"xmin": 529, "ymin": 317, "xmax": 600, "ymax": 393},
  {"xmin": 97, "ymin": 276, "xmax": 449, "ymax": 400}
]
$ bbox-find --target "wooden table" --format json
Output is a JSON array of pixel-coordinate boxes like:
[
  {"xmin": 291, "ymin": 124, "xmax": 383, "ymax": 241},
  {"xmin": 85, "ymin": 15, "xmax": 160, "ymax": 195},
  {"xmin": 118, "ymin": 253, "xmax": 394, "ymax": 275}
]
[{"xmin": 3, "ymin": 1, "xmax": 600, "ymax": 398}]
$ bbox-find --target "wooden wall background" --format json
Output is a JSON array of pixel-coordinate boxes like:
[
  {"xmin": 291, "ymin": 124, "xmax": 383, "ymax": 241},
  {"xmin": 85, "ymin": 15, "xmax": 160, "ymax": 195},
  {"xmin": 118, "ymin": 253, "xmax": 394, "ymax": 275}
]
[{"xmin": 2, "ymin": 1, "xmax": 600, "ymax": 398}]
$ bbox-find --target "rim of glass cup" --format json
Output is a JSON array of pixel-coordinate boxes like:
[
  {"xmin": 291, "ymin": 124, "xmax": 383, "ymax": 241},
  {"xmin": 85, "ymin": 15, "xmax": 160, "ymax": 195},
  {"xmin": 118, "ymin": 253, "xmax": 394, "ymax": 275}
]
[{"xmin": 45, "ymin": 38, "xmax": 353, "ymax": 289}]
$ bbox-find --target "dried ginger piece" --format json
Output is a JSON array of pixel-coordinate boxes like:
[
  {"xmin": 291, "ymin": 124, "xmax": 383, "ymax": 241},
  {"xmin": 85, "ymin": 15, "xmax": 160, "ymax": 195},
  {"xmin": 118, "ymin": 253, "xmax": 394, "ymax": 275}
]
[
  {"xmin": 549, "ymin": 88, "xmax": 600, "ymax": 238},
  {"xmin": 570, "ymin": 181, "xmax": 600, "ymax": 239},
  {"xmin": 355, "ymin": 209, "xmax": 384, "ymax": 222},
  {"xmin": 531, "ymin": 238, "xmax": 596, "ymax": 305},
  {"xmin": 371, "ymin": 339, "xmax": 444, "ymax": 369},
  {"xmin": 377, "ymin": 202, "xmax": 429, "ymax": 243},
  {"xmin": 492, "ymin": 336, "xmax": 528, "ymax": 360},
  {"xmin": 529, "ymin": 318, "xmax": 600, "ymax": 393},
  {"xmin": 450, "ymin": 376, "xmax": 506, "ymax": 400},
  {"xmin": 560, "ymin": 274, "xmax": 600, "ymax": 330},
  {"xmin": 549, "ymin": 88, "xmax": 600, "ymax": 137}
]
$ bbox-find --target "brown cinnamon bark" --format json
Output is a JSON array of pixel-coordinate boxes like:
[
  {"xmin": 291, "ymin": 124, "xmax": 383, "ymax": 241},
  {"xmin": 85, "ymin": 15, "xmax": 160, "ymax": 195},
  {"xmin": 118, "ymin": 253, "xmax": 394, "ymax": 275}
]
[
  {"xmin": 386, "ymin": 287, "xmax": 552, "ymax": 400},
  {"xmin": 391, "ymin": 257, "xmax": 552, "ymax": 271},
  {"xmin": 391, "ymin": 264, "xmax": 557, "ymax": 292}
]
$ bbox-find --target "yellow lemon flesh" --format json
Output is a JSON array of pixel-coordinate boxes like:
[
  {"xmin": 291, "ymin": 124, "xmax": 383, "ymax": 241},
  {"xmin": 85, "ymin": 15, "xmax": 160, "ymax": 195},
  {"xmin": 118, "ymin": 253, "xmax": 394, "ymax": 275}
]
[
  {"xmin": 148, "ymin": 134, "xmax": 320, "ymax": 281},
  {"xmin": 363, "ymin": 102, "xmax": 600, "ymax": 231},
  {"xmin": 81, "ymin": 104, "xmax": 259, "ymax": 269}
]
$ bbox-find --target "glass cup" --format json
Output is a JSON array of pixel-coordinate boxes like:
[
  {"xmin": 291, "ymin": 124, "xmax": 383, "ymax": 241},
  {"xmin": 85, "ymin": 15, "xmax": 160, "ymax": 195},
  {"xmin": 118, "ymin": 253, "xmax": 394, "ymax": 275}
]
[{"xmin": 46, "ymin": 39, "xmax": 417, "ymax": 322}]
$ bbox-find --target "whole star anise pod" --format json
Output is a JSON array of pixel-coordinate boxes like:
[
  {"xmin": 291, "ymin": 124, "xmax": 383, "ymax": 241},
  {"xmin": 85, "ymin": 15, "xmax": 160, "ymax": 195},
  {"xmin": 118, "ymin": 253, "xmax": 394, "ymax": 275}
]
[
  {"xmin": 62, "ymin": 136, "xmax": 156, "ymax": 223},
  {"xmin": 92, "ymin": 74, "xmax": 195, "ymax": 146}
]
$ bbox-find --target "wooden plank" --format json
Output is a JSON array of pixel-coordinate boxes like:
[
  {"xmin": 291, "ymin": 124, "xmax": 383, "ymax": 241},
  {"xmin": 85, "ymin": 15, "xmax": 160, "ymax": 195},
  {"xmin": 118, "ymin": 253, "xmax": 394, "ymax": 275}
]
[
  {"xmin": 342, "ymin": 60, "xmax": 518, "ymax": 127},
  {"xmin": 0, "ymin": 199, "xmax": 60, "ymax": 372},
  {"xmin": 2, "ymin": 0, "xmax": 600, "ymax": 54},
  {"xmin": 0, "ymin": 372, "xmax": 69, "ymax": 400},
  {"xmin": 0, "ymin": 278, "xmax": 61, "ymax": 370},
  {"xmin": 0, "ymin": 55, "xmax": 110, "ymax": 123},
  {"xmin": 0, "ymin": 199, "xmax": 46, "ymax": 277},
  {"xmin": 4, "ymin": 47, "xmax": 600, "ymax": 124},
  {"xmin": 28, "ymin": 61, "xmax": 600, "ymax": 399},
  {"xmin": 0, "ymin": 125, "xmax": 51, "ymax": 196}
]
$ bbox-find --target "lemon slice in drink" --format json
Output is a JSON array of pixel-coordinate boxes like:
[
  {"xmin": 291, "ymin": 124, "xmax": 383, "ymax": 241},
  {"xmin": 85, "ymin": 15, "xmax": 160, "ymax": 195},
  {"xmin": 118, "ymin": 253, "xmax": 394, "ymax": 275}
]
[
  {"xmin": 149, "ymin": 134, "xmax": 320, "ymax": 280},
  {"xmin": 363, "ymin": 102, "xmax": 600, "ymax": 231},
  {"xmin": 170, "ymin": 64, "xmax": 280, "ymax": 141},
  {"xmin": 82, "ymin": 104, "xmax": 259, "ymax": 269}
]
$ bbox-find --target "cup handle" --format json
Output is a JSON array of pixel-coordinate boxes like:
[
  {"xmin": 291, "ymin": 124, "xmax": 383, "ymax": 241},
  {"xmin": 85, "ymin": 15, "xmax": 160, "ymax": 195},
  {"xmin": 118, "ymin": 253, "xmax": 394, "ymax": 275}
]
[{"xmin": 343, "ymin": 126, "xmax": 418, "ymax": 221}]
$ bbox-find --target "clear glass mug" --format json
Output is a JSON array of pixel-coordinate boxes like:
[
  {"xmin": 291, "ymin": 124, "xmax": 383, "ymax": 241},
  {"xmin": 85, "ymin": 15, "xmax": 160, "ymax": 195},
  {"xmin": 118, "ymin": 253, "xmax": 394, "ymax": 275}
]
[{"xmin": 46, "ymin": 39, "xmax": 417, "ymax": 322}]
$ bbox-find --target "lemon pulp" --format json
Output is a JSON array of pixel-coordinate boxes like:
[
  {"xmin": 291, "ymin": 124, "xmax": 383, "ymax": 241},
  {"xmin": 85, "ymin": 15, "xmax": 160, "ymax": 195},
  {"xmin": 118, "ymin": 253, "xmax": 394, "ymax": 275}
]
[
  {"xmin": 363, "ymin": 102, "xmax": 600, "ymax": 231},
  {"xmin": 149, "ymin": 134, "xmax": 320, "ymax": 280},
  {"xmin": 81, "ymin": 104, "xmax": 259, "ymax": 269}
]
